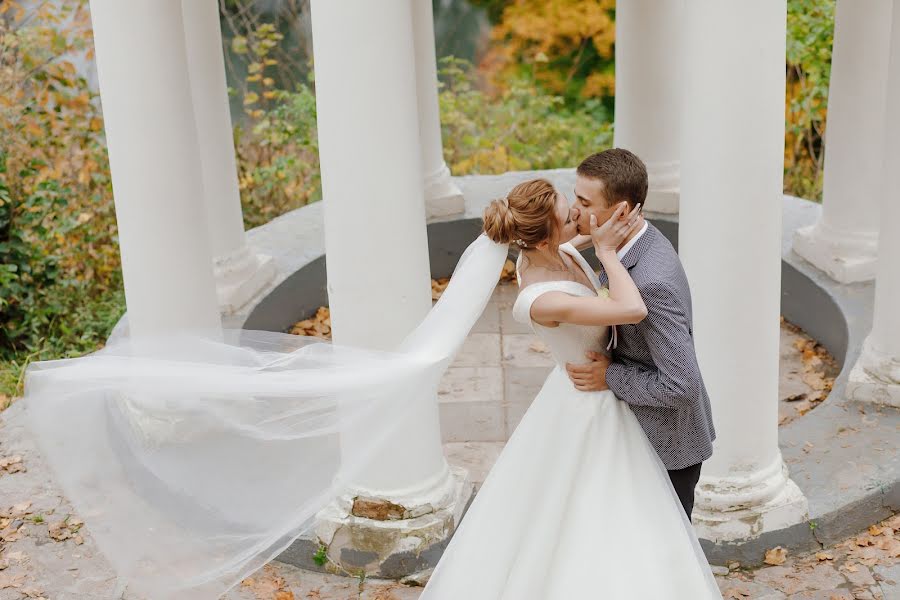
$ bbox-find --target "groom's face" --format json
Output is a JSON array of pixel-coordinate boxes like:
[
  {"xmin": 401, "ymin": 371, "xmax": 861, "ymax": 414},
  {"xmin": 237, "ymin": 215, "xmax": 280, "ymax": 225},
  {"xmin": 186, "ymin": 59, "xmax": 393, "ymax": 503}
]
[{"xmin": 573, "ymin": 174, "xmax": 618, "ymax": 235}]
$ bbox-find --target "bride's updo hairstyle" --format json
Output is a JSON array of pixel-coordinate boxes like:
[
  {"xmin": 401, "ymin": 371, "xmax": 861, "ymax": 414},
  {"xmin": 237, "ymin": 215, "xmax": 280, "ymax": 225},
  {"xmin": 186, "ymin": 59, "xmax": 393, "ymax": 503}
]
[{"xmin": 482, "ymin": 179, "xmax": 558, "ymax": 248}]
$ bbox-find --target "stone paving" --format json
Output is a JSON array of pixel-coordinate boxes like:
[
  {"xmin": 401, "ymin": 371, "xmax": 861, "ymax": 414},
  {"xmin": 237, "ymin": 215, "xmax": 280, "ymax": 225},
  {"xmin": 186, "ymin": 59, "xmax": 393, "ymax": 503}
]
[
  {"xmin": 0, "ymin": 281, "xmax": 872, "ymax": 599},
  {"xmin": 437, "ymin": 280, "xmax": 837, "ymax": 446},
  {"xmin": 223, "ymin": 512, "xmax": 900, "ymax": 600}
]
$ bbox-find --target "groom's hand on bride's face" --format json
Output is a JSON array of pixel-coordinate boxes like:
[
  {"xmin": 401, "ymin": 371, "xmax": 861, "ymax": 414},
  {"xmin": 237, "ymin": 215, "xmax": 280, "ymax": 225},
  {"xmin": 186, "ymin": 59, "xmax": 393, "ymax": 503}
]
[{"xmin": 566, "ymin": 351, "xmax": 611, "ymax": 392}]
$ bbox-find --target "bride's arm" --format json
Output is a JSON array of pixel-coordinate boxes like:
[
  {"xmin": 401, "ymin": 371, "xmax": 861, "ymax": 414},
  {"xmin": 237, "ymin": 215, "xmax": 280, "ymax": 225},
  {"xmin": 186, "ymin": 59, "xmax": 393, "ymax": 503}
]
[
  {"xmin": 529, "ymin": 273, "xmax": 646, "ymax": 327},
  {"xmin": 531, "ymin": 205, "xmax": 647, "ymax": 327},
  {"xmin": 530, "ymin": 293, "xmax": 647, "ymax": 327}
]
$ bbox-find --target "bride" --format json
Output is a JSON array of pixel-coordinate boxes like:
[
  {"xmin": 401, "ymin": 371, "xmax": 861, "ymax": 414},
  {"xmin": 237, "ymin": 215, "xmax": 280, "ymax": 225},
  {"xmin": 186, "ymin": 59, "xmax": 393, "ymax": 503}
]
[
  {"xmin": 419, "ymin": 179, "xmax": 720, "ymax": 599},
  {"xmin": 22, "ymin": 179, "xmax": 720, "ymax": 599}
]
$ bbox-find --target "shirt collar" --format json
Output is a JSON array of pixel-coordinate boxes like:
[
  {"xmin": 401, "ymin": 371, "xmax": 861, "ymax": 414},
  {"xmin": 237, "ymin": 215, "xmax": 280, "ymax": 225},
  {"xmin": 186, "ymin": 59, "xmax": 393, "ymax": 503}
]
[{"xmin": 616, "ymin": 221, "xmax": 649, "ymax": 260}]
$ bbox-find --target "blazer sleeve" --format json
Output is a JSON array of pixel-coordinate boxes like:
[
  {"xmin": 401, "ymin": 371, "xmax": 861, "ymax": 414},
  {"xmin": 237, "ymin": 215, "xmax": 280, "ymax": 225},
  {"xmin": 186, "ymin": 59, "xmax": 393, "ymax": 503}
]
[{"xmin": 605, "ymin": 280, "xmax": 702, "ymax": 410}]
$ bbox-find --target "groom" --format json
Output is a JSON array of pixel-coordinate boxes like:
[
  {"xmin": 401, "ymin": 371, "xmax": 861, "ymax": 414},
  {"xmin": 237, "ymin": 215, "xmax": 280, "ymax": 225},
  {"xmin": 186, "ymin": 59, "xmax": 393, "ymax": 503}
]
[{"xmin": 566, "ymin": 148, "xmax": 716, "ymax": 520}]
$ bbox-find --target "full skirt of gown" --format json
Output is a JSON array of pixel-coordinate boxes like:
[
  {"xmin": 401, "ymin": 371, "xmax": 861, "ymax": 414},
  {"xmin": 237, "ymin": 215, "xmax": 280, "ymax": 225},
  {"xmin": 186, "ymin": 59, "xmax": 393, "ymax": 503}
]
[{"xmin": 419, "ymin": 366, "xmax": 721, "ymax": 600}]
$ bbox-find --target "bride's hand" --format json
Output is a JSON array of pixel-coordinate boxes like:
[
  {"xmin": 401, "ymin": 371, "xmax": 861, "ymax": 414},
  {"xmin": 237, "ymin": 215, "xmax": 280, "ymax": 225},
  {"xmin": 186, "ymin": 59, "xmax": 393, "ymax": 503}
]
[{"xmin": 590, "ymin": 203, "xmax": 643, "ymax": 255}]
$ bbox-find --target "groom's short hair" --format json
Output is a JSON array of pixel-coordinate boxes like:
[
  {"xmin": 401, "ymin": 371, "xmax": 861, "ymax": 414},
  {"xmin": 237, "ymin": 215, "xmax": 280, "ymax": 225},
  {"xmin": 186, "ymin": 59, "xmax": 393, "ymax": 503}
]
[{"xmin": 577, "ymin": 148, "xmax": 648, "ymax": 208}]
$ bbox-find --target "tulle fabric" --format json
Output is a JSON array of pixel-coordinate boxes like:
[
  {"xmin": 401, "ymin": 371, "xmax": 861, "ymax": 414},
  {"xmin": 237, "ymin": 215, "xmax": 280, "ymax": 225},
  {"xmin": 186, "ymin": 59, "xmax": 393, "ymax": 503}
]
[{"xmin": 23, "ymin": 235, "xmax": 509, "ymax": 599}]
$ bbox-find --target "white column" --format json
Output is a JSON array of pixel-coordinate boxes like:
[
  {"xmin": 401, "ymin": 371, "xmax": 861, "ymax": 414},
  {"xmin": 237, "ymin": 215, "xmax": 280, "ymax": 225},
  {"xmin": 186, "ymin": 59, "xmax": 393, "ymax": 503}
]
[
  {"xmin": 310, "ymin": 0, "xmax": 469, "ymax": 575},
  {"xmin": 793, "ymin": 0, "xmax": 892, "ymax": 283},
  {"xmin": 847, "ymin": 0, "xmax": 900, "ymax": 408},
  {"xmin": 613, "ymin": 0, "xmax": 683, "ymax": 214},
  {"xmin": 89, "ymin": 0, "xmax": 220, "ymax": 340},
  {"xmin": 413, "ymin": 0, "xmax": 464, "ymax": 220},
  {"xmin": 181, "ymin": 0, "xmax": 276, "ymax": 315},
  {"xmin": 680, "ymin": 1, "xmax": 808, "ymax": 541}
]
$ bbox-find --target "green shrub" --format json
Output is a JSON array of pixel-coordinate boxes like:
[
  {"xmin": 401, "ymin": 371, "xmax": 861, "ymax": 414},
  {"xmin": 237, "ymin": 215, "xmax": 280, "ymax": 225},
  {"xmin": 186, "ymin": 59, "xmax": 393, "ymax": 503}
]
[
  {"xmin": 785, "ymin": 0, "xmax": 835, "ymax": 201},
  {"xmin": 439, "ymin": 57, "xmax": 613, "ymax": 175}
]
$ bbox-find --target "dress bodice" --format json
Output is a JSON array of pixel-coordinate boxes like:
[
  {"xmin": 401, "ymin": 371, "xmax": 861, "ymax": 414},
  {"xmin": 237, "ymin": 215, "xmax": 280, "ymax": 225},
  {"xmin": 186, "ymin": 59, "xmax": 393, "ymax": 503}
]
[{"xmin": 512, "ymin": 244, "xmax": 610, "ymax": 368}]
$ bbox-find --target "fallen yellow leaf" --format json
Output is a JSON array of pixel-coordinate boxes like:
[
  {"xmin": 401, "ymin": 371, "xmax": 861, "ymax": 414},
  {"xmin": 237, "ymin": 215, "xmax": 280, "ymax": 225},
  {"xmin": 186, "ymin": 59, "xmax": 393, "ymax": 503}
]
[{"xmin": 763, "ymin": 546, "xmax": 787, "ymax": 566}]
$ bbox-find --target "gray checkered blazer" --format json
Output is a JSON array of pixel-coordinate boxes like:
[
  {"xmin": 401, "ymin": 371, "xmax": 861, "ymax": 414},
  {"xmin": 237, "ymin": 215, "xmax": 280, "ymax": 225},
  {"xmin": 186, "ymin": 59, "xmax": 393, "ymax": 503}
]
[{"xmin": 599, "ymin": 223, "xmax": 716, "ymax": 471}]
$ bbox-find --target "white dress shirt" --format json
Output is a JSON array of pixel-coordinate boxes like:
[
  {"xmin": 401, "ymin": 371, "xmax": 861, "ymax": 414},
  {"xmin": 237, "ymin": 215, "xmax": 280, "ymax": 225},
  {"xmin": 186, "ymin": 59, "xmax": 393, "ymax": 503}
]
[{"xmin": 617, "ymin": 221, "xmax": 648, "ymax": 260}]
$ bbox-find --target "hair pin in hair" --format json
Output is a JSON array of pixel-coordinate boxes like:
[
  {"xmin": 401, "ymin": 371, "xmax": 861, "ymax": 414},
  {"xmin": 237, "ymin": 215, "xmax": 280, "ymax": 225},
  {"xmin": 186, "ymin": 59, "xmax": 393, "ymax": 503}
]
[{"xmin": 514, "ymin": 239, "xmax": 527, "ymax": 248}]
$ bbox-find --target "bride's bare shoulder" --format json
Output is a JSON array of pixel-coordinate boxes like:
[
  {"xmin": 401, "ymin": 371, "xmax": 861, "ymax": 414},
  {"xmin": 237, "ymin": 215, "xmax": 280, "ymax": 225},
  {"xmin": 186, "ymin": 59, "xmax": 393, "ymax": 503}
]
[
  {"xmin": 516, "ymin": 263, "xmax": 561, "ymax": 291},
  {"xmin": 517, "ymin": 266, "xmax": 541, "ymax": 290}
]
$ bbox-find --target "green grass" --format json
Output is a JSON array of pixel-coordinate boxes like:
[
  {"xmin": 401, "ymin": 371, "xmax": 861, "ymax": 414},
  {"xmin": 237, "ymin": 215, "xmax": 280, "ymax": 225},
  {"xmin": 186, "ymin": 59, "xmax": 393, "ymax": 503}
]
[{"xmin": 1, "ymin": 283, "xmax": 125, "ymax": 403}]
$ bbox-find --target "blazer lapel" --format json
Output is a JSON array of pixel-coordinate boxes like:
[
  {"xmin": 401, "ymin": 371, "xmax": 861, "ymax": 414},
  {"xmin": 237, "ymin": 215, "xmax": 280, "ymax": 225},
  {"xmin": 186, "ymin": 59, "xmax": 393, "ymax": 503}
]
[{"xmin": 598, "ymin": 223, "xmax": 658, "ymax": 285}]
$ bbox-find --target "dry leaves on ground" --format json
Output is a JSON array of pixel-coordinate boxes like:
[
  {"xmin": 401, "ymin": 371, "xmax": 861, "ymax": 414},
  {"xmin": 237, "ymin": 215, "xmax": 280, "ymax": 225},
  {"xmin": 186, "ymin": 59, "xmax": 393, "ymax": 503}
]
[
  {"xmin": 364, "ymin": 583, "xmax": 416, "ymax": 600},
  {"xmin": 432, "ymin": 278, "xmax": 450, "ymax": 301},
  {"xmin": 290, "ymin": 260, "xmax": 518, "ymax": 334},
  {"xmin": 796, "ymin": 514, "xmax": 899, "ymax": 574},
  {"xmin": 0, "ymin": 572, "xmax": 25, "ymax": 591},
  {"xmin": 367, "ymin": 591, "xmax": 404, "ymax": 600},
  {"xmin": 47, "ymin": 516, "xmax": 84, "ymax": 545},
  {"xmin": 500, "ymin": 259, "xmax": 517, "ymax": 282},
  {"xmin": 433, "ymin": 259, "xmax": 517, "ymax": 302},
  {"xmin": 0, "ymin": 502, "xmax": 35, "ymax": 544},
  {"xmin": 0, "ymin": 550, "xmax": 27, "ymax": 572},
  {"xmin": 241, "ymin": 564, "xmax": 294, "ymax": 600},
  {"xmin": 764, "ymin": 546, "xmax": 788, "ymax": 566},
  {"xmin": 0, "ymin": 570, "xmax": 42, "ymax": 600},
  {"xmin": 835, "ymin": 516, "xmax": 900, "ymax": 564},
  {"xmin": 290, "ymin": 307, "xmax": 331, "ymax": 340},
  {"xmin": 0, "ymin": 502, "xmax": 32, "ymax": 520},
  {"xmin": 789, "ymin": 322, "xmax": 838, "ymax": 406},
  {"xmin": 0, "ymin": 455, "xmax": 25, "ymax": 475},
  {"xmin": 778, "ymin": 320, "xmax": 839, "ymax": 425}
]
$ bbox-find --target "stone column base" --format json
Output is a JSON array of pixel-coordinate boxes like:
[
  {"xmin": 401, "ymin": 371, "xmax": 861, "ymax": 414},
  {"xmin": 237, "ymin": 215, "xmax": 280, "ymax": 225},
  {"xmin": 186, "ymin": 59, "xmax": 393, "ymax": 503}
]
[
  {"xmin": 793, "ymin": 223, "xmax": 878, "ymax": 284},
  {"xmin": 847, "ymin": 338, "xmax": 900, "ymax": 408},
  {"xmin": 213, "ymin": 245, "xmax": 276, "ymax": 315},
  {"xmin": 425, "ymin": 164, "xmax": 465, "ymax": 221},
  {"xmin": 297, "ymin": 466, "xmax": 473, "ymax": 579},
  {"xmin": 694, "ymin": 458, "xmax": 809, "ymax": 542}
]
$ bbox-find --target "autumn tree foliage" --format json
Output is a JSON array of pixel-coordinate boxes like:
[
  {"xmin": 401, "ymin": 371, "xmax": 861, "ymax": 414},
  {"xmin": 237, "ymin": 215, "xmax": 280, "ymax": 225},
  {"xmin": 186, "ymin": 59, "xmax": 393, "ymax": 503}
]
[
  {"xmin": 474, "ymin": 0, "xmax": 834, "ymax": 200},
  {"xmin": 473, "ymin": 0, "xmax": 616, "ymax": 108}
]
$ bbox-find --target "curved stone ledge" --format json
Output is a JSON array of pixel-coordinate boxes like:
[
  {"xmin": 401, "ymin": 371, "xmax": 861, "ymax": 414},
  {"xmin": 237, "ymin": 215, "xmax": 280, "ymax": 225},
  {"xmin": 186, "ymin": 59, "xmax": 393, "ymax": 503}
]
[{"xmin": 111, "ymin": 168, "xmax": 900, "ymax": 568}]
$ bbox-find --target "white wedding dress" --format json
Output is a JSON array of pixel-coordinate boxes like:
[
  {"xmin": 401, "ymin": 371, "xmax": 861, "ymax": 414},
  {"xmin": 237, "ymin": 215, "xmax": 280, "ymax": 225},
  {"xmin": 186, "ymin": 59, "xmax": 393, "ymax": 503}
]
[{"xmin": 419, "ymin": 244, "xmax": 721, "ymax": 599}]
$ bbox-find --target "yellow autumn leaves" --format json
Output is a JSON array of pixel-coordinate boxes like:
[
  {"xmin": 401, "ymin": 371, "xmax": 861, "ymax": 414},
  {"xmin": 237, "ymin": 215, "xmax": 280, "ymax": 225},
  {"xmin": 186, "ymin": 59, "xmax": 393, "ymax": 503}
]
[{"xmin": 481, "ymin": 0, "xmax": 616, "ymax": 101}]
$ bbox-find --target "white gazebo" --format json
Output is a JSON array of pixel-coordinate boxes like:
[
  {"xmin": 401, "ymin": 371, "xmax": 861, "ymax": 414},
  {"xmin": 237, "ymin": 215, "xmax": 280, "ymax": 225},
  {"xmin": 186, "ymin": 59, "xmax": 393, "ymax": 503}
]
[{"xmin": 87, "ymin": 0, "xmax": 900, "ymax": 577}]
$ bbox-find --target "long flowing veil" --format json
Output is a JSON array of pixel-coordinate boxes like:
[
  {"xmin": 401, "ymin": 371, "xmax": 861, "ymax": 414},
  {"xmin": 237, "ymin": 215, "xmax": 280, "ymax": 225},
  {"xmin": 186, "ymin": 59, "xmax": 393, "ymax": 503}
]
[{"xmin": 22, "ymin": 235, "xmax": 509, "ymax": 599}]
